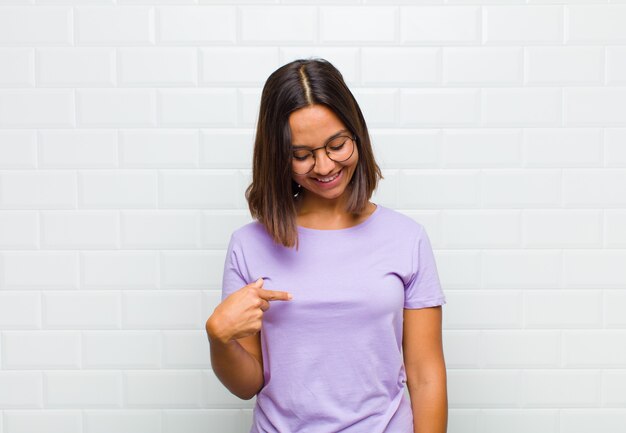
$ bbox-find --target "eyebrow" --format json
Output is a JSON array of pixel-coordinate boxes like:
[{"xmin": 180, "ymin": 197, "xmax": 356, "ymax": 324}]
[{"xmin": 291, "ymin": 129, "xmax": 349, "ymax": 149}]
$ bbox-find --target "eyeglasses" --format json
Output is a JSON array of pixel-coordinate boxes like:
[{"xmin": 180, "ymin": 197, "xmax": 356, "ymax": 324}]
[{"xmin": 291, "ymin": 134, "xmax": 356, "ymax": 175}]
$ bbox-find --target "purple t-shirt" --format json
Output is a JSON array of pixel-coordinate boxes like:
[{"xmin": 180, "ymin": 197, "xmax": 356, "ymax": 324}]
[{"xmin": 220, "ymin": 203, "xmax": 446, "ymax": 433}]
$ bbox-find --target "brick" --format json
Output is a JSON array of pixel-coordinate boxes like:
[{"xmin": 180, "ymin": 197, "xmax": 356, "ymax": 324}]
[
  {"xmin": 401, "ymin": 89, "xmax": 479, "ymax": 126},
  {"xmin": 481, "ymin": 88, "xmax": 561, "ymax": 126},
  {"xmin": 0, "ymin": 292, "xmax": 41, "ymax": 329},
  {"xmin": 39, "ymin": 130, "xmax": 117, "ymax": 168},
  {"xmin": 371, "ymin": 129, "xmax": 440, "ymax": 168},
  {"xmin": 607, "ymin": 47, "xmax": 626, "ymax": 84},
  {"xmin": 0, "ymin": 372, "xmax": 42, "ymax": 408},
  {"xmin": 479, "ymin": 409, "xmax": 559, "ymax": 433},
  {"xmin": 523, "ymin": 210, "xmax": 602, "ymax": 247},
  {"xmin": 442, "ymin": 331, "xmax": 481, "ymax": 368},
  {"xmin": 561, "ymin": 410, "xmax": 626, "ymax": 433},
  {"xmin": 521, "ymin": 370, "xmax": 600, "ymax": 407},
  {"xmin": 0, "ymin": 90, "xmax": 73, "ymax": 127},
  {"xmin": 321, "ymin": 6, "xmax": 396, "ymax": 42},
  {"xmin": 565, "ymin": 88, "xmax": 626, "ymax": 125},
  {"xmin": 121, "ymin": 211, "xmax": 200, "ymax": 248},
  {"xmin": 605, "ymin": 291, "xmax": 626, "ymax": 327},
  {"xmin": 0, "ymin": 48, "xmax": 33, "ymax": 86},
  {"xmin": 483, "ymin": 6, "xmax": 563, "ymax": 44},
  {"xmin": 200, "ymin": 47, "xmax": 280, "ymax": 85},
  {"xmin": 199, "ymin": 130, "xmax": 254, "ymax": 169},
  {"xmin": 83, "ymin": 410, "xmax": 161, "ymax": 433},
  {"xmin": 0, "ymin": 131, "xmax": 36, "ymax": 169},
  {"xmin": 563, "ymin": 250, "xmax": 626, "ymax": 288},
  {"xmin": 563, "ymin": 331, "xmax": 626, "ymax": 367},
  {"xmin": 361, "ymin": 47, "xmax": 439, "ymax": 85},
  {"xmin": 45, "ymin": 372, "xmax": 122, "ymax": 407},
  {"xmin": 567, "ymin": 5, "xmax": 626, "ymax": 43},
  {"xmin": 162, "ymin": 330, "xmax": 210, "ymax": 368},
  {"xmin": 3, "ymin": 410, "xmax": 81, "ymax": 433},
  {"xmin": 122, "ymin": 291, "xmax": 203, "ymax": 329},
  {"xmin": 0, "ymin": 211, "xmax": 37, "ymax": 249},
  {"xmin": 43, "ymin": 292, "xmax": 121, "ymax": 329},
  {"xmin": 605, "ymin": 129, "xmax": 626, "ymax": 167},
  {"xmin": 523, "ymin": 128, "xmax": 602, "ymax": 167},
  {"xmin": 399, "ymin": 169, "xmax": 480, "ymax": 208},
  {"xmin": 0, "ymin": 6, "xmax": 71, "ymax": 45},
  {"xmin": 401, "ymin": 6, "xmax": 480, "ymax": 44},
  {"xmin": 82, "ymin": 331, "xmax": 160, "ymax": 369},
  {"xmin": 351, "ymin": 89, "xmax": 398, "ymax": 127},
  {"xmin": 525, "ymin": 47, "xmax": 604, "ymax": 85},
  {"xmin": 79, "ymin": 170, "xmax": 157, "ymax": 208},
  {"xmin": 125, "ymin": 371, "xmax": 206, "ymax": 407},
  {"xmin": 160, "ymin": 171, "xmax": 241, "ymax": 208},
  {"xmin": 605, "ymin": 210, "xmax": 626, "ymax": 247},
  {"xmin": 443, "ymin": 211, "xmax": 520, "ymax": 248},
  {"xmin": 524, "ymin": 290, "xmax": 602, "ymax": 328},
  {"xmin": 448, "ymin": 370, "xmax": 521, "ymax": 407},
  {"xmin": 481, "ymin": 169, "xmax": 561, "ymax": 207},
  {"xmin": 562, "ymin": 169, "xmax": 626, "ymax": 206},
  {"xmin": 158, "ymin": 89, "xmax": 237, "ymax": 127},
  {"xmin": 443, "ymin": 47, "xmax": 522, "ymax": 85},
  {"xmin": 118, "ymin": 48, "xmax": 197, "ymax": 86},
  {"xmin": 443, "ymin": 290, "xmax": 523, "ymax": 329},
  {"xmin": 480, "ymin": 331, "xmax": 560, "ymax": 368},
  {"xmin": 82, "ymin": 252, "xmax": 158, "ymax": 290},
  {"xmin": 157, "ymin": 6, "xmax": 235, "ymax": 43},
  {"xmin": 38, "ymin": 48, "xmax": 115, "ymax": 86},
  {"xmin": 2, "ymin": 331, "xmax": 80, "ymax": 369},
  {"xmin": 0, "ymin": 171, "xmax": 75, "ymax": 208},
  {"xmin": 2, "ymin": 252, "xmax": 77, "ymax": 289},
  {"xmin": 76, "ymin": 6, "xmax": 153, "ymax": 44},
  {"xmin": 482, "ymin": 250, "xmax": 560, "ymax": 289},
  {"xmin": 121, "ymin": 130, "xmax": 199, "ymax": 168},
  {"xmin": 161, "ymin": 251, "xmax": 219, "ymax": 289},
  {"xmin": 41, "ymin": 211, "xmax": 118, "ymax": 249},
  {"xmin": 241, "ymin": 6, "xmax": 316, "ymax": 43},
  {"xmin": 443, "ymin": 129, "xmax": 521, "ymax": 167},
  {"xmin": 76, "ymin": 89, "xmax": 156, "ymax": 127}
]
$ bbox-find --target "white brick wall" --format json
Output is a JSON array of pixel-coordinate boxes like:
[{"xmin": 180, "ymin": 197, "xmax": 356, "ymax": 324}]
[{"xmin": 0, "ymin": 1, "xmax": 625, "ymax": 433}]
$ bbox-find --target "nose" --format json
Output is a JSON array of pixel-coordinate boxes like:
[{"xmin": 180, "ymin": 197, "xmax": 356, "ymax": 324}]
[{"xmin": 311, "ymin": 149, "xmax": 336, "ymax": 176}]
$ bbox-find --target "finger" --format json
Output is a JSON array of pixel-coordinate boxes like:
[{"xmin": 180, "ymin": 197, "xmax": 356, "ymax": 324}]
[
  {"xmin": 259, "ymin": 299, "xmax": 270, "ymax": 312},
  {"xmin": 257, "ymin": 288, "xmax": 293, "ymax": 301}
]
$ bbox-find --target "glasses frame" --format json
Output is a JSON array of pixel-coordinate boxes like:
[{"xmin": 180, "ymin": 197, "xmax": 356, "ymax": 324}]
[{"xmin": 291, "ymin": 134, "xmax": 357, "ymax": 175}]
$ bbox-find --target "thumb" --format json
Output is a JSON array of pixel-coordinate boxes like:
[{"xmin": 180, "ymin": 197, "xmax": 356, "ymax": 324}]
[{"xmin": 252, "ymin": 277, "xmax": 264, "ymax": 286}]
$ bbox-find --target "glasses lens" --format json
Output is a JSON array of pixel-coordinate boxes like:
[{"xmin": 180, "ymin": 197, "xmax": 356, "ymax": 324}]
[{"xmin": 292, "ymin": 136, "xmax": 355, "ymax": 175}]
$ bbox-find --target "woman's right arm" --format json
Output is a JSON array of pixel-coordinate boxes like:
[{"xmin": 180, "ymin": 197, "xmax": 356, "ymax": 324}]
[
  {"xmin": 206, "ymin": 319, "xmax": 264, "ymax": 400},
  {"xmin": 206, "ymin": 278, "xmax": 293, "ymax": 400}
]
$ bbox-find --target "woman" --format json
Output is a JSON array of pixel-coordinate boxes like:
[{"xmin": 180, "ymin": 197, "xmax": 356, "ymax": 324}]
[{"xmin": 206, "ymin": 58, "xmax": 448, "ymax": 433}]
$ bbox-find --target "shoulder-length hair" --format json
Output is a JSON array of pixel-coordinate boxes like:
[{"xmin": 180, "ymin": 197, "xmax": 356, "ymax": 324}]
[{"xmin": 244, "ymin": 58, "xmax": 384, "ymax": 250}]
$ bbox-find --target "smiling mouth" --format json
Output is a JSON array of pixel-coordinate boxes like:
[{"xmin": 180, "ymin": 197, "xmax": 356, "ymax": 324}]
[{"xmin": 312, "ymin": 169, "xmax": 342, "ymax": 183}]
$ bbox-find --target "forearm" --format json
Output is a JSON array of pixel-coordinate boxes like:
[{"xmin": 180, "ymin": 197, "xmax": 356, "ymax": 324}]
[
  {"xmin": 207, "ymin": 322, "xmax": 264, "ymax": 400},
  {"xmin": 408, "ymin": 376, "xmax": 448, "ymax": 433}
]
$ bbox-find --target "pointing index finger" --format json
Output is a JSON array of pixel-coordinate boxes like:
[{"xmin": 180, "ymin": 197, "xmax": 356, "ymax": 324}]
[{"xmin": 257, "ymin": 288, "xmax": 293, "ymax": 301}]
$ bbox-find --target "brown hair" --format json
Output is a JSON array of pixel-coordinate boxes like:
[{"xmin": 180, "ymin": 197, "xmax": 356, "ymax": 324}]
[{"xmin": 244, "ymin": 58, "xmax": 384, "ymax": 250}]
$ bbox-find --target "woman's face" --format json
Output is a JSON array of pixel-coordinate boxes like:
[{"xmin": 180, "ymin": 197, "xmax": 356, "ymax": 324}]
[{"xmin": 289, "ymin": 104, "xmax": 359, "ymax": 202}]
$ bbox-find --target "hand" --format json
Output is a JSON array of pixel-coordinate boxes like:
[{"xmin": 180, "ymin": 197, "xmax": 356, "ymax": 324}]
[{"xmin": 207, "ymin": 277, "xmax": 293, "ymax": 344}]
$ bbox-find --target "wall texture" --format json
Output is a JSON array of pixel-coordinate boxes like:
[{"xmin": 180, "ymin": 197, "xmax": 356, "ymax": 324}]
[{"xmin": 1, "ymin": 1, "xmax": 625, "ymax": 433}]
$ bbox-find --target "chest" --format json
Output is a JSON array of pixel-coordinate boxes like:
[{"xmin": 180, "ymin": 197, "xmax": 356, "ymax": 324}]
[{"xmin": 250, "ymin": 242, "xmax": 408, "ymax": 329}]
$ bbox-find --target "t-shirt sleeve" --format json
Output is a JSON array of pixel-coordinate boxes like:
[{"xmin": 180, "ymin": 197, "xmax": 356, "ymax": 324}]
[
  {"xmin": 221, "ymin": 233, "xmax": 249, "ymax": 302},
  {"xmin": 404, "ymin": 225, "xmax": 447, "ymax": 309}
]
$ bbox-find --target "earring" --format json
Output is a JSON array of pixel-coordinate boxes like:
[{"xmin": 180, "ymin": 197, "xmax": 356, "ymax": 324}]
[{"xmin": 293, "ymin": 184, "xmax": 301, "ymax": 198}]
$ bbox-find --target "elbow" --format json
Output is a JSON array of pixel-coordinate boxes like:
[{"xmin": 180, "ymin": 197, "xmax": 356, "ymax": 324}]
[{"xmin": 232, "ymin": 382, "xmax": 264, "ymax": 401}]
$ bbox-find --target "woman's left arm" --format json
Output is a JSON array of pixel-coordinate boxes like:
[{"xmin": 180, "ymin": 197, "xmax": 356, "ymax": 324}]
[{"xmin": 403, "ymin": 305, "xmax": 448, "ymax": 433}]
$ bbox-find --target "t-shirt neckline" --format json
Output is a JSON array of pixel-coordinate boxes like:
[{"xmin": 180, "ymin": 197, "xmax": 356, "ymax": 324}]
[{"xmin": 297, "ymin": 203, "xmax": 382, "ymax": 235}]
